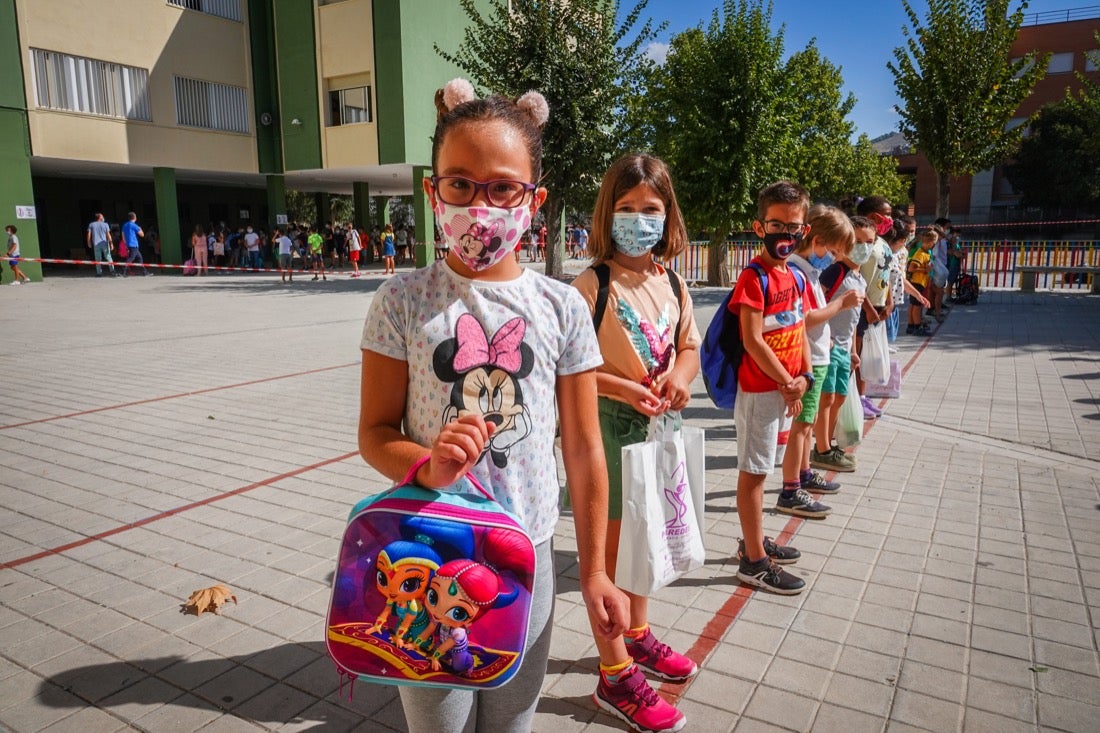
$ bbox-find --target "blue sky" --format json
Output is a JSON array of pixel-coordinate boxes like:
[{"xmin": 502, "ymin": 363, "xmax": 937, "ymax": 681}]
[{"xmin": 628, "ymin": 0, "xmax": 1080, "ymax": 139}]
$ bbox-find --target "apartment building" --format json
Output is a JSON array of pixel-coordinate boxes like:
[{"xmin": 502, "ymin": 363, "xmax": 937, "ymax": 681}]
[
  {"xmin": 0, "ymin": 0, "xmax": 481, "ymax": 279},
  {"xmin": 890, "ymin": 6, "xmax": 1100, "ymax": 221}
]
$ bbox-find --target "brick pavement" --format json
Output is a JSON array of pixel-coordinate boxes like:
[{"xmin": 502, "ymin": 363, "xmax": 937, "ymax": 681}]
[{"xmin": 1, "ymin": 265, "xmax": 1098, "ymax": 732}]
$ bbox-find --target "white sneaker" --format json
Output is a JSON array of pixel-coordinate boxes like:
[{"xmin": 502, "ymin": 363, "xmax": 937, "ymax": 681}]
[
  {"xmin": 11, "ymin": 281, "xmax": 20, "ymax": 285},
  {"xmin": 888, "ymin": 346, "xmax": 898, "ymax": 353}
]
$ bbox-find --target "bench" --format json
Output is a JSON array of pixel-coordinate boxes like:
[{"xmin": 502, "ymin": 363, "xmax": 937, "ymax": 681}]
[{"xmin": 1016, "ymin": 265, "xmax": 1100, "ymax": 295}]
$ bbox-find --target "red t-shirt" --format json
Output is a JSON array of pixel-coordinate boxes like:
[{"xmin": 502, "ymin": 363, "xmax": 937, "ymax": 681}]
[{"xmin": 729, "ymin": 257, "xmax": 808, "ymax": 392}]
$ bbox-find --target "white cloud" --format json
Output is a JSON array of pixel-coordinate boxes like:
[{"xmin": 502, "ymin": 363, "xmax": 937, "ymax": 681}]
[{"xmin": 644, "ymin": 41, "xmax": 670, "ymax": 65}]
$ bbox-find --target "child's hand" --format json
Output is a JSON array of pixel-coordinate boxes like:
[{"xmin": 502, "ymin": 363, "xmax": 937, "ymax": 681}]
[
  {"xmin": 624, "ymin": 382, "xmax": 668, "ymax": 417},
  {"xmin": 658, "ymin": 374, "xmax": 692, "ymax": 412},
  {"xmin": 841, "ymin": 289, "xmax": 863, "ymax": 310},
  {"xmin": 851, "ymin": 352, "xmax": 861, "ymax": 370},
  {"xmin": 783, "ymin": 396, "xmax": 803, "ymax": 418},
  {"xmin": 423, "ymin": 415, "xmax": 495, "ymax": 488}
]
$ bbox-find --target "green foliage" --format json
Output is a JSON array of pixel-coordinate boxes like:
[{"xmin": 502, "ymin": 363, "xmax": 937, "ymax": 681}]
[
  {"xmin": 438, "ymin": 0, "xmax": 661, "ymax": 276},
  {"xmin": 647, "ymin": 0, "xmax": 785, "ymax": 274},
  {"xmin": 888, "ymin": 0, "xmax": 1049, "ymax": 213},
  {"xmin": 1006, "ymin": 87, "xmax": 1100, "ymax": 213},
  {"xmin": 644, "ymin": 0, "xmax": 908, "ymax": 282}
]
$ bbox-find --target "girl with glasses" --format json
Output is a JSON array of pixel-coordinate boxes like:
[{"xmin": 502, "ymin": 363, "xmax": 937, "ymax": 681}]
[{"xmin": 357, "ymin": 78, "xmax": 629, "ymax": 733}]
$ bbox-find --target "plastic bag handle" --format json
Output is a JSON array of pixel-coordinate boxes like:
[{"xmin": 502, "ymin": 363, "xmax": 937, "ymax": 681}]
[{"xmin": 399, "ymin": 455, "xmax": 493, "ymax": 501}]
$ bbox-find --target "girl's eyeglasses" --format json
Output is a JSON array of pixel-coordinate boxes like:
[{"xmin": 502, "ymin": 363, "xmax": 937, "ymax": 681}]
[{"xmin": 431, "ymin": 176, "xmax": 537, "ymax": 208}]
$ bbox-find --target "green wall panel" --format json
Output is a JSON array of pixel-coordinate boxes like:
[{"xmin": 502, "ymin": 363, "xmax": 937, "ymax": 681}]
[
  {"xmin": 0, "ymin": 5, "xmax": 39, "ymax": 280},
  {"xmin": 248, "ymin": 0, "xmax": 283, "ymax": 174},
  {"xmin": 274, "ymin": 0, "xmax": 321, "ymax": 171},
  {"xmin": 373, "ymin": 0, "xmax": 487, "ymax": 166}
]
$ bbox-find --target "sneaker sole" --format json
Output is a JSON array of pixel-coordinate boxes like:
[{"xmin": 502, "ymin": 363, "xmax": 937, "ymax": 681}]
[
  {"xmin": 776, "ymin": 505, "xmax": 832, "ymax": 519},
  {"xmin": 633, "ymin": 659, "xmax": 698, "ymax": 683},
  {"xmin": 803, "ymin": 485, "xmax": 840, "ymax": 494},
  {"xmin": 735, "ymin": 570, "xmax": 805, "ymax": 595},
  {"xmin": 592, "ymin": 692, "xmax": 687, "ymax": 733},
  {"xmin": 809, "ymin": 460, "xmax": 855, "ymax": 473}
]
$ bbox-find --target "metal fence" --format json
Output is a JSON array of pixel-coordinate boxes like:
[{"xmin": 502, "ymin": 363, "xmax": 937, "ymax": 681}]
[{"xmin": 666, "ymin": 240, "xmax": 1100, "ymax": 291}]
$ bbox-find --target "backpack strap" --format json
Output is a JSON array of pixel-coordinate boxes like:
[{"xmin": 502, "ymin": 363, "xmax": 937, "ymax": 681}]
[
  {"xmin": 593, "ymin": 262, "xmax": 684, "ymax": 352},
  {"xmin": 591, "ymin": 263, "xmax": 611, "ymax": 333},
  {"xmin": 665, "ymin": 265, "xmax": 683, "ymax": 351},
  {"xmin": 823, "ymin": 262, "xmax": 849, "ymax": 303}
]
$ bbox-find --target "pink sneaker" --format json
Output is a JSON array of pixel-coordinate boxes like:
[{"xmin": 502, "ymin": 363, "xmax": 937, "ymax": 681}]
[
  {"xmin": 593, "ymin": 665, "xmax": 686, "ymax": 733},
  {"xmin": 626, "ymin": 628, "xmax": 698, "ymax": 682}
]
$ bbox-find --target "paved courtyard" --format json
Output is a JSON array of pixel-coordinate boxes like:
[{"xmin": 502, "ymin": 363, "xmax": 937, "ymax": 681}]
[{"xmin": 1, "ymin": 262, "xmax": 1099, "ymax": 732}]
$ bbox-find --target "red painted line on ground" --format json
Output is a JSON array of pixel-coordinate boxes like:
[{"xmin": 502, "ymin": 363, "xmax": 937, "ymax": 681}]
[
  {"xmin": 662, "ymin": 321, "xmax": 941, "ymax": 702},
  {"xmin": 0, "ymin": 362, "xmax": 359, "ymax": 431},
  {"xmin": 0, "ymin": 450, "xmax": 360, "ymax": 570}
]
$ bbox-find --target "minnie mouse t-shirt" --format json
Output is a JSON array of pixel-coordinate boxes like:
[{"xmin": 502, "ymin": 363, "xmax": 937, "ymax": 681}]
[{"xmin": 361, "ymin": 260, "xmax": 603, "ymax": 544}]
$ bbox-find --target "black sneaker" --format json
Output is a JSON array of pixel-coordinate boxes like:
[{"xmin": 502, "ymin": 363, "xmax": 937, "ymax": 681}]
[
  {"xmin": 736, "ymin": 556, "xmax": 805, "ymax": 595},
  {"xmin": 776, "ymin": 489, "xmax": 832, "ymax": 519},
  {"xmin": 738, "ymin": 536, "xmax": 801, "ymax": 565},
  {"xmin": 801, "ymin": 470, "xmax": 840, "ymax": 494}
]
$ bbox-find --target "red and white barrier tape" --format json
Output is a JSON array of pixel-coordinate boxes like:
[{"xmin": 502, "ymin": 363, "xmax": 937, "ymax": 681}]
[
  {"xmin": 17, "ymin": 257, "xmax": 340, "ymax": 275},
  {"xmin": 954, "ymin": 218, "xmax": 1100, "ymax": 230}
]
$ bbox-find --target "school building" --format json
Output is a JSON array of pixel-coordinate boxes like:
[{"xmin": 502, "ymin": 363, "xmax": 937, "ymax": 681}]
[
  {"xmin": 0, "ymin": 0, "xmax": 486, "ymax": 280},
  {"xmin": 881, "ymin": 6, "xmax": 1100, "ymax": 223}
]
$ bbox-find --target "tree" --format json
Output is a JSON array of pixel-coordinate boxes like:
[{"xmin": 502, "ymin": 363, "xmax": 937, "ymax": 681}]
[
  {"xmin": 646, "ymin": 0, "xmax": 787, "ymax": 286},
  {"xmin": 644, "ymin": 1, "xmax": 907, "ymax": 284},
  {"xmin": 1006, "ymin": 93, "xmax": 1100, "ymax": 214},
  {"xmin": 1006, "ymin": 34, "xmax": 1100, "ymax": 215},
  {"xmin": 438, "ymin": 0, "xmax": 661, "ymax": 277},
  {"xmin": 780, "ymin": 44, "xmax": 910, "ymax": 207},
  {"xmin": 888, "ymin": 0, "xmax": 1048, "ymax": 217}
]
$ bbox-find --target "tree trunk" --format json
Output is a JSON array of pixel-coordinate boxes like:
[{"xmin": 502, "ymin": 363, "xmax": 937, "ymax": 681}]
[
  {"xmin": 707, "ymin": 228, "xmax": 731, "ymax": 287},
  {"xmin": 542, "ymin": 195, "xmax": 564, "ymax": 279},
  {"xmin": 935, "ymin": 169, "xmax": 951, "ymax": 219}
]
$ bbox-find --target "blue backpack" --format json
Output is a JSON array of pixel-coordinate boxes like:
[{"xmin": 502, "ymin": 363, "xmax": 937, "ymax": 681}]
[{"xmin": 700, "ymin": 262, "xmax": 805, "ymax": 409}]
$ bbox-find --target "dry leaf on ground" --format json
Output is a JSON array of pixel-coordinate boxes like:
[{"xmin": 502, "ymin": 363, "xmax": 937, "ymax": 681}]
[{"xmin": 183, "ymin": 584, "xmax": 237, "ymax": 616}]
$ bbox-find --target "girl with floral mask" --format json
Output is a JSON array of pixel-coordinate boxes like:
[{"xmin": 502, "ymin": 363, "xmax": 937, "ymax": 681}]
[
  {"xmin": 570, "ymin": 153, "xmax": 701, "ymax": 733},
  {"xmin": 358, "ymin": 78, "xmax": 628, "ymax": 733}
]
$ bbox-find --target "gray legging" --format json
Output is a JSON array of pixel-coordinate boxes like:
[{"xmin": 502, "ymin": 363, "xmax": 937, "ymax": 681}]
[{"xmin": 399, "ymin": 539, "xmax": 555, "ymax": 733}]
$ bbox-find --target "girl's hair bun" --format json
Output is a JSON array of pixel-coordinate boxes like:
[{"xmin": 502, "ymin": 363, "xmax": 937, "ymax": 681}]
[
  {"xmin": 442, "ymin": 78, "xmax": 477, "ymax": 111},
  {"xmin": 515, "ymin": 91, "xmax": 550, "ymax": 129}
]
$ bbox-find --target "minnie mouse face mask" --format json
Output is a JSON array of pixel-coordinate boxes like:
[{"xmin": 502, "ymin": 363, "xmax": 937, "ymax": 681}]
[{"xmin": 436, "ymin": 202, "xmax": 531, "ymax": 272}]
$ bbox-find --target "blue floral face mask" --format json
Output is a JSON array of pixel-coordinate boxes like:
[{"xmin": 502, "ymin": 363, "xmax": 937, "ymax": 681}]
[
  {"xmin": 807, "ymin": 251, "xmax": 833, "ymax": 270},
  {"xmin": 611, "ymin": 213, "xmax": 665, "ymax": 257}
]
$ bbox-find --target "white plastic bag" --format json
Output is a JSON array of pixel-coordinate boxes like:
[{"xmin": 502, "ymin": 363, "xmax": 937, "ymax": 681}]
[
  {"xmin": 836, "ymin": 372, "xmax": 863, "ymax": 449},
  {"xmin": 860, "ymin": 321, "xmax": 890, "ymax": 386},
  {"xmin": 865, "ymin": 359, "xmax": 901, "ymax": 399},
  {"xmin": 616, "ymin": 415, "xmax": 706, "ymax": 596}
]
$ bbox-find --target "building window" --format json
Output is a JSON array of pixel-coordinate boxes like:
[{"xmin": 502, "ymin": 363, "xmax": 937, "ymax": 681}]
[
  {"xmin": 1086, "ymin": 50, "xmax": 1099, "ymax": 73},
  {"xmin": 167, "ymin": 0, "xmax": 242, "ymax": 22},
  {"xmin": 174, "ymin": 76, "xmax": 250, "ymax": 133},
  {"xmin": 30, "ymin": 49, "xmax": 151, "ymax": 120},
  {"xmin": 1047, "ymin": 52, "xmax": 1073, "ymax": 74},
  {"xmin": 328, "ymin": 86, "xmax": 372, "ymax": 126}
]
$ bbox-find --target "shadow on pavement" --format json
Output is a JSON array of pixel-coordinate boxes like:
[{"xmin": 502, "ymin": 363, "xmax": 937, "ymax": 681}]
[{"xmin": 35, "ymin": 641, "xmax": 397, "ymax": 726}]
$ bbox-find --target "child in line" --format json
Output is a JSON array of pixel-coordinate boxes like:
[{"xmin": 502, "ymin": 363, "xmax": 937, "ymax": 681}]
[
  {"xmin": 276, "ymin": 228, "xmax": 294, "ymax": 284},
  {"xmin": 308, "ymin": 227, "xmax": 327, "ymax": 281},
  {"xmin": 730, "ymin": 181, "xmax": 814, "ymax": 595},
  {"xmin": 781, "ymin": 207, "xmax": 864, "ymax": 513},
  {"xmin": 381, "ymin": 223, "xmax": 396, "ymax": 275},
  {"xmin": 346, "ymin": 222, "xmax": 362, "ymax": 278},
  {"xmin": 5, "ymin": 225, "xmax": 30, "ymax": 284},
  {"xmin": 572, "ymin": 153, "xmax": 701, "ymax": 733},
  {"xmin": 811, "ymin": 216, "xmax": 873, "ymax": 474},
  {"xmin": 907, "ymin": 229, "xmax": 937, "ymax": 335},
  {"xmin": 358, "ymin": 78, "xmax": 628, "ymax": 733},
  {"xmin": 886, "ymin": 218, "xmax": 931, "ymax": 344}
]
